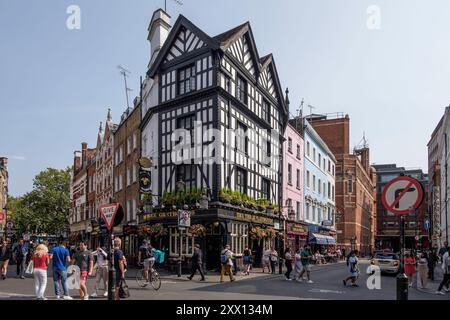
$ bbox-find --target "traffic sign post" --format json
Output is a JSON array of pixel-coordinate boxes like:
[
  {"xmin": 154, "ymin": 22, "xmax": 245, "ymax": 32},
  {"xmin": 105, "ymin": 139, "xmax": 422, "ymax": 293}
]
[
  {"xmin": 99, "ymin": 203, "xmax": 124, "ymax": 301},
  {"xmin": 381, "ymin": 176, "xmax": 424, "ymax": 301}
]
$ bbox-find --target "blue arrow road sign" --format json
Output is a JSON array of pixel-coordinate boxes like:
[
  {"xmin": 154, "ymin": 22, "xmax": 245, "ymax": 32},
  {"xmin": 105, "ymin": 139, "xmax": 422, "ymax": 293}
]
[{"xmin": 424, "ymin": 218, "xmax": 430, "ymax": 230}]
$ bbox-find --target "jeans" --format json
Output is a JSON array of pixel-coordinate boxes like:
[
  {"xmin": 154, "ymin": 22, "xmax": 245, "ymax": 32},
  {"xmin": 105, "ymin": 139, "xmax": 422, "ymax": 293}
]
[
  {"xmin": 285, "ymin": 260, "xmax": 293, "ymax": 279},
  {"xmin": 270, "ymin": 260, "xmax": 276, "ymax": 274},
  {"xmin": 189, "ymin": 262, "xmax": 205, "ymax": 280},
  {"xmin": 94, "ymin": 266, "xmax": 108, "ymax": 293},
  {"xmin": 16, "ymin": 258, "xmax": 26, "ymax": 277},
  {"xmin": 53, "ymin": 269, "xmax": 69, "ymax": 296},
  {"xmin": 33, "ymin": 269, "xmax": 48, "ymax": 298},
  {"xmin": 438, "ymin": 273, "xmax": 450, "ymax": 292}
]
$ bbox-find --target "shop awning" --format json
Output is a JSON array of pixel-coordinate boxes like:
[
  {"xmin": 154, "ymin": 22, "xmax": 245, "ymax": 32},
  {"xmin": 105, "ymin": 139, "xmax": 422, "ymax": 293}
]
[{"xmin": 309, "ymin": 233, "xmax": 336, "ymax": 245}]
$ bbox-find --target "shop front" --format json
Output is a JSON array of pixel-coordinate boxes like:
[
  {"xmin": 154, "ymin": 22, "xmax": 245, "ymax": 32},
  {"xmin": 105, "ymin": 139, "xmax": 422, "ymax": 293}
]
[
  {"xmin": 308, "ymin": 224, "xmax": 337, "ymax": 254},
  {"xmin": 138, "ymin": 204, "xmax": 280, "ymax": 272},
  {"xmin": 285, "ymin": 221, "xmax": 308, "ymax": 253}
]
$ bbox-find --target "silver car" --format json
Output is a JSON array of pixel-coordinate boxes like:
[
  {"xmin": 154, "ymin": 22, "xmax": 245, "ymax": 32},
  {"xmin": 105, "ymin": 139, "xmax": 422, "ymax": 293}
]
[{"xmin": 373, "ymin": 252, "xmax": 400, "ymax": 274}]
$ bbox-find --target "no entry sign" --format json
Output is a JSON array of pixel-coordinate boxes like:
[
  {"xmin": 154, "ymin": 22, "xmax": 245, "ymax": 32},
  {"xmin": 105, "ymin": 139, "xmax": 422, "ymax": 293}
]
[{"xmin": 381, "ymin": 176, "xmax": 424, "ymax": 215}]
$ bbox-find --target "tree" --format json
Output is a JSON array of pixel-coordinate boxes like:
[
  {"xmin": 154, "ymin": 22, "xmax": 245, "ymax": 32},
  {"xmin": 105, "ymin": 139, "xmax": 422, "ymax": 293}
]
[{"xmin": 9, "ymin": 167, "xmax": 71, "ymax": 236}]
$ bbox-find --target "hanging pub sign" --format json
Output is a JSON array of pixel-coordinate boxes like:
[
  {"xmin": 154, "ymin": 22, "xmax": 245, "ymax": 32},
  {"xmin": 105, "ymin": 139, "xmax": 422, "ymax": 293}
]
[
  {"xmin": 139, "ymin": 170, "xmax": 152, "ymax": 193},
  {"xmin": 178, "ymin": 210, "xmax": 192, "ymax": 228}
]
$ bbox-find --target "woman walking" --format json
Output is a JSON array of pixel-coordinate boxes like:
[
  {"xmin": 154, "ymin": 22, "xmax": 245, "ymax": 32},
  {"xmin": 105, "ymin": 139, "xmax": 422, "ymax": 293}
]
[
  {"xmin": 284, "ymin": 247, "xmax": 293, "ymax": 281},
  {"xmin": 269, "ymin": 248, "xmax": 278, "ymax": 275},
  {"xmin": 404, "ymin": 253, "xmax": 416, "ymax": 287},
  {"xmin": 242, "ymin": 246, "xmax": 251, "ymax": 275},
  {"xmin": 32, "ymin": 243, "xmax": 50, "ymax": 300},
  {"xmin": 417, "ymin": 252, "xmax": 429, "ymax": 289},
  {"xmin": 294, "ymin": 248, "xmax": 303, "ymax": 281},
  {"xmin": 262, "ymin": 248, "xmax": 271, "ymax": 273}
]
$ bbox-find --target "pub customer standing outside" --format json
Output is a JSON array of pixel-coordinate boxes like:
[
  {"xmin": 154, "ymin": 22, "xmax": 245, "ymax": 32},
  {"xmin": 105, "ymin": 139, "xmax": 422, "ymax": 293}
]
[
  {"xmin": 13, "ymin": 239, "xmax": 27, "ymax": 279},
  {"xmin": 113, "ymin": 238, "xmax": 126, "ymax": 300},
  {"xmin": 187, "ymin": 244, "xmax": 205, "ymax": 281}
]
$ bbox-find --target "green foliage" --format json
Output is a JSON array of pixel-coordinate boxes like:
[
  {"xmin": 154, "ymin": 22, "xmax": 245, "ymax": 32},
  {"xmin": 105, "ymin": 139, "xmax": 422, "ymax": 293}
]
[
  {"xmin": 9, "ymin": 167, "xmax": 71, "ymax": 236},
  {"xmin": 219, "ymin": 188, "xmax": 276, "ymax": 212},
  {"xmin": 161, "ymin": 187, "xmax": 202, "ymax": 207}
]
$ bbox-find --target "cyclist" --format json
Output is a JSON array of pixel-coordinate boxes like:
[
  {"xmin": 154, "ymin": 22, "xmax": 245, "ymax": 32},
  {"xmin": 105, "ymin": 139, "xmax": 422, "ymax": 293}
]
[{"xmin": 138, "ymin": 240, "xmax": 155, "ymax": 283}]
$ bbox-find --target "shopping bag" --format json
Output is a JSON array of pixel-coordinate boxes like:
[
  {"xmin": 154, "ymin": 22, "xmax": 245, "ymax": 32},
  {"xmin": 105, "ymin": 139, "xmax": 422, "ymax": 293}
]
[{"xmin": 25, "ymin": 260, "xmax": 34, "ymax": 274}]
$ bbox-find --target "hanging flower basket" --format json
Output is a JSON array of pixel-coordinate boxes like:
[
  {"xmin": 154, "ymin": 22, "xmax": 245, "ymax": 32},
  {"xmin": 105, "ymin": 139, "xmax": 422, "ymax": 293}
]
[
  {"xmin": 266, "ymin": 228, "xmax": 276, "ymax": 239},
  {"xmin": 138, "ymin": 225, "xmax": 151, "ymax": 237},
  {"xmin": 189, "ymin": 224, "xmax": 206, "ymax": 237},
  {"xmin": 148, "ymin": 223, "xmax": 167, "ymax": 238},
  {"xmin": 250, "ymin": 227, "xmax": 265, "ymax": 240}
]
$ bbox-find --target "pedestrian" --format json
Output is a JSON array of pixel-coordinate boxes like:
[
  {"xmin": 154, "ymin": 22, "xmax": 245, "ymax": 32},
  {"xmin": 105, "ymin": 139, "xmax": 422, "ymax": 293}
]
[
  {"xmin": 294, "ymin": 248, "xmax": 302, "ymax": 280},
  {"xmin": 262, "ymin": 248, "xmax": 271, "ymax": 273},
  {"xmin": 220, "ymin": 245, "xmax": 235, "ymax": 283},
  {"xmin": 32, "ymin": 243, "xmax": 50, "ymax": 300},
  {"xmin": 13, "ymin": 239, "xmax": 28, "ymax": 279},
  {"xmin": 428, "ymin": 250, "xmax": 438, "ymax": 281},
  {"xmin": 113, "ymin": 238, "xmax": 126, "ymax": 300},
  {"xmin": 342, "ymin": 248, "xmax": 346, "ymax": 261},
  {"xmin": 188, "ymin": 244, "xmax": 205, "ymax": 281},
  {"xmin": 297, "ymin": 245, "xmax": 313, "ymax": 283},
  {"xmin": 404, "ymin": 252, "xmax": 416, "ymax": 287},
  {"xmin": 343, "ymin": 250, "xmax": 360, "ymax": 287},
  {"xmin": 0, "ymin": 239, "xmax": 11, "ymax": 280},
  {"xmin": 72, "ymin": 241, "xmax": 94, "ymax": 300},
  {"xmin": 439, "ymin": 242, "xmax": 449, "ymax": 260},
  {"xmin": 91, "ymin": 246, "xmax": 108, "ymax": 297},
  {"xmin": 49, "ymin": 239, "xmax": 73, "ymax": 300},
  {"xmin": 417, "ymin": 252, "xmax": 429, "ymax": 289},
  {"xmin": 138, "ymin": 240, "xmax": 155, "ymax": 284},
  {"xmin": 336, "ymin": 248, "xmax": 342, "ymax": 261},
  {"xmin": 436, "ymin": 246, "xmax": 450, "ymax": 295},
  {"xmin": 269, "ymin": 247, "xmax": 278, "ymax": 274},
  {"xmin": 284, "ymin": 247, "xmax": 293, "ymax": 281},
  {"xmin": 242, "ymin": 246, "xmax": 251, "ymax": 275}
]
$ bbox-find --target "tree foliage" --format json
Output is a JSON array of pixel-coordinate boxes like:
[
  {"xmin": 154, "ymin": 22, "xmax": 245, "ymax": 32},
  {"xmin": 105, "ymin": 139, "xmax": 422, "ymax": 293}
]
[{"xmin": 9, "ymin": 167, "xmax": 71, "ymax": 236}]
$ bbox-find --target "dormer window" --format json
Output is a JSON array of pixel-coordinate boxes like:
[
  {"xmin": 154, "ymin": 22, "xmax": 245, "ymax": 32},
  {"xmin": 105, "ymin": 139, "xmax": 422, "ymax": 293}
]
[{"xmin": 178, "ymin": 64, "xmax": 196, "ymax": 95}]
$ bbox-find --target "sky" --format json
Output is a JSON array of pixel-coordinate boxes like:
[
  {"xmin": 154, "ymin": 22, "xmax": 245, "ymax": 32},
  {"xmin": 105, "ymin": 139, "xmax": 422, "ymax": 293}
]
[{"xmin": 1, "ymin": 0, "xmax": 449, "ymax": 196}]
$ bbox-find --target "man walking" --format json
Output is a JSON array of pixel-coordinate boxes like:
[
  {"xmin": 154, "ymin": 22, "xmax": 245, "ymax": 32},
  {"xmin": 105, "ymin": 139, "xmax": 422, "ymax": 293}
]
[
  {"xmin": 13, "ymin": 239, "xmax": 27, "ymax": 279},
  {"xmin": 0, "ymin": 240, "xmax": 11, "ymax": 280},
  {"xmin": 436, "ymin": 246, "xmax": 450, "ymax": 295},
  {"xmin": 188, "ymin": 244, "xmax": 205, "ymax": 281},
  {"xmin": 72, "ymin": 241, "xmax": 94, "ymax": 300},
  {"xmin": 49, "ymin": 239, "xmax": 73, "ymax": 300},
  {"xmin": 220, "ymin": 245, "xmax": 235, "ymax": 283},
  {"xmin": 297, "ymin": 245, "xmax": 313, "ymax": 283},
  {"xmin": 91, "ymin": 246, "xmax": 108, "ymax": 298}
]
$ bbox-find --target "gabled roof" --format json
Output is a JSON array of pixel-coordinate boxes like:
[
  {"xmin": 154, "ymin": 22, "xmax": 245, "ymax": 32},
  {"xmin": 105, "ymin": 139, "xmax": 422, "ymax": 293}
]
[{"xmin": 147, "ymin": 14, "xmax": 288, "ymax": 117}]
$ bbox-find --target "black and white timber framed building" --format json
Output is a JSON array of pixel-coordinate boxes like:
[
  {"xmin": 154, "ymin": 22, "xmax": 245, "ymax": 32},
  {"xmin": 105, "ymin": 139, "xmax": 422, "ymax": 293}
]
[{"xmin": 140, "ymin": 9, "xmax": 288, "ymax": 270}]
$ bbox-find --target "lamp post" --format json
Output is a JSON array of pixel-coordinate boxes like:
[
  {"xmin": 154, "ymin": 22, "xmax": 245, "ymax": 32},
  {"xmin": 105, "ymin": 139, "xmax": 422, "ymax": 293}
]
[{"xmin": 176, "ymin": 180, "xmax": 186, "ymax": 278}]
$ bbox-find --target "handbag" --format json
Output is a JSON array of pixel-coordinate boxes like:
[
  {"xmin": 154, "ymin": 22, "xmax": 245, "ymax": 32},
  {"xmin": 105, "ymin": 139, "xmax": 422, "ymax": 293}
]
[
  {"xmin": 25, "ymin": 260, "xmax": 34, "ymax": 274},
  {"xmin": 119, "ymin": 279, "xmax": 130, "ymax": 299}
]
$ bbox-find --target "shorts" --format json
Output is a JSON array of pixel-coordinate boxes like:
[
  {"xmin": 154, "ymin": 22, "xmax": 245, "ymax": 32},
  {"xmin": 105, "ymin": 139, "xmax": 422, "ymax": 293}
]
[
  {"xmin": 115, "ymin": 271, "xmax": 123, "ymax": 287},
  {"xmin": 301, "ymin": 264, "xmax": 311, "ymax": 272},
  {"xmin": 80, "ymin": 271, "xmax": 88, "ymax": 282},
  {"xmin": 144, "ymin": 257, "xmax": 155, "ymax": 268}
]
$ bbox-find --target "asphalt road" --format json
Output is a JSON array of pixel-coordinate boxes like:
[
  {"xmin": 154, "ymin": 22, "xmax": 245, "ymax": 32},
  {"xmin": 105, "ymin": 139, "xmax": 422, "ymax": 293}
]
[{"xmin": 0, "ymin": 260, "xmax": 449, "ymax": 300}]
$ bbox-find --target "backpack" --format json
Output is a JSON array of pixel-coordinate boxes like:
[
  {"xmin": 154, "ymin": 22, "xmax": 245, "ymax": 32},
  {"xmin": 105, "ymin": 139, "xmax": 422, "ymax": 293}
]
[{"xmin": 221, "ymin": 250, "xmax": 229, "ymax": 264}]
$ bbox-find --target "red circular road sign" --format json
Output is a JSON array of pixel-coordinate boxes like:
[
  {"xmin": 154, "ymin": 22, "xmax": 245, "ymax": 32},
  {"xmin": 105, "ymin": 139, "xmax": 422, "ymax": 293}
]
[
  {"xmin": 0, "ymin": 212, "xmax": 4, "ymax": 221},
  {"xmin": 381, "ymin": 176, "xmax": 424, "ymax": 215}
]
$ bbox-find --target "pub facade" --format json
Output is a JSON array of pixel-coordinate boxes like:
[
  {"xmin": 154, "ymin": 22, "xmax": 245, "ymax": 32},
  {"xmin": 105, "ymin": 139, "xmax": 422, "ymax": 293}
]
[{"xmin": 140, "ymin": 10, "xmax": 288, "ymax": 270}]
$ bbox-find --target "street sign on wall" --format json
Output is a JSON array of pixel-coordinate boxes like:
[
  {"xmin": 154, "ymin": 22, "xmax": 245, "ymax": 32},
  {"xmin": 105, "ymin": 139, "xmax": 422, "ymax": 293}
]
[{"xmin": 381, "ymin": 176, "xmax": 424, "ymax": 215}]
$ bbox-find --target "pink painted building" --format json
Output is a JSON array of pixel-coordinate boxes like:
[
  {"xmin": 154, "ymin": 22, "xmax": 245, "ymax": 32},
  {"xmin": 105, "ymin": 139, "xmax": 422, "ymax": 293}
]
[{"xmin": 283, "ymin": 122, "xmax": 308, "ymax": 252}]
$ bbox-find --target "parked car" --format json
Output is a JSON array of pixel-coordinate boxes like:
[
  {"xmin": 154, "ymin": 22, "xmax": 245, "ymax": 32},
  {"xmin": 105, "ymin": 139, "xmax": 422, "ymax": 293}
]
[{"xmin": 373, "ymin": 251, "xmax": 400, "ymax": 274}]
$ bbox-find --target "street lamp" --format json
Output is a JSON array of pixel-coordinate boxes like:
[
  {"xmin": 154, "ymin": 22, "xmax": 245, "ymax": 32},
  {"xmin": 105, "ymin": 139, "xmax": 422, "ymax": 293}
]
[{"xmin": 176, "ymin": 180, "xmax": 186, "ymax": 278}]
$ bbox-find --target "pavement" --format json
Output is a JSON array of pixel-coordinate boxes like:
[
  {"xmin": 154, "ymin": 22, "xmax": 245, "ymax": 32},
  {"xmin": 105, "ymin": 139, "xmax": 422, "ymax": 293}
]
[{"xmin": 0, "ymin": 260, "xmax": 449, "ymax": 300}]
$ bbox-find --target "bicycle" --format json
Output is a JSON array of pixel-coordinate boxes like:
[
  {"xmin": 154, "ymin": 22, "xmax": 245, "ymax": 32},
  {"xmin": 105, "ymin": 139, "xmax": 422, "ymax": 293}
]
[{"xmin": 136, "ymin": 262, "xmax": 161, "ymax": 290}]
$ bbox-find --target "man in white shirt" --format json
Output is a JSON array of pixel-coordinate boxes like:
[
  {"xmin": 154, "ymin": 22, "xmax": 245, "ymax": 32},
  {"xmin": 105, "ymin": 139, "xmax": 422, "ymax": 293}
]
[
  {"xmin": 436, "ymin": 247, "xmax": 450, "ymax": 295},
  {"xmin": 220, "ymin": 245, "xmax": 235, "ymax": 283}
]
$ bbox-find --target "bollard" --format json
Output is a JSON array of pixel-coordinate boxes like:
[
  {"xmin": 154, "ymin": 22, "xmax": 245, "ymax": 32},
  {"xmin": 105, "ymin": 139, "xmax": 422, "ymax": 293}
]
[{"xmin": 396, "ymin": 272, "xmax": 408, "ymax": 300}]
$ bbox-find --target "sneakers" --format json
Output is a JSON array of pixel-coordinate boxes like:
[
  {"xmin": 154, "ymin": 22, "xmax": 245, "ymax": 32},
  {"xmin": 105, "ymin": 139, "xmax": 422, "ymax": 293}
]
[
  {"xmin": 103, "ymin": 291, "xmax": 108, "ymax": 297},
  {"xmin": 83, "ymin": 295, "xmax": 90, "ymax": 300},
  {"xmin": 62, "ymin": 295, "xmax": 73, "ymax": 300},
  {"xmin": 20, "ymin": 276, "xmax": 25, "ymax": 279},
  {"xmin": 436, "ymin": 291, "xmax": 445, "ymax": 295},
  {"xmin": 56, "ymin": 295, "xmax": 61, "ymax": 300},
  {"xmin": 187, "ymin": 276, "xmax": 192, "ymax": 281},
  {"xmin": 1, "ymin": 274, "xmax": 5, "ymax": 280},
  {"xmin": 91, "ymin": 292, "xmax": 98, "ymax": 298},
  {"xmin": 307, "ymin": 280, "xmax": 314, "ymax": 284}
]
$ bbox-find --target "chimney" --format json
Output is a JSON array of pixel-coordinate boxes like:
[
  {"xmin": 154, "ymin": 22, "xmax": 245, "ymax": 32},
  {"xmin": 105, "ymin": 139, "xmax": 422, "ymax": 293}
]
[
  {"xmin": 73, "ymin": 151, "xmax": 81, "ymax": 173},
  {"xmin": 81, "ymin": 142, "xmax": 88, "ymax": 168},
  {"xmin": 360, "ymin": 148, "xmax": 370, "ymax": 173},
  {"xmin": 148, "ymin": 9, "xmax": 171, "ymax": 68}
]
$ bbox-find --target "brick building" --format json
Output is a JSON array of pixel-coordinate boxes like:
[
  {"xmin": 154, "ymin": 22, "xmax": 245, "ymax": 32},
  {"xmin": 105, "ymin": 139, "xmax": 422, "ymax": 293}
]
[
  {"xmin": 308, "ymin": 114, "xmax": 376, "ymax": 256},
  {"xmin": 0, "ymin": 157, "xmax": 8, "ymax": 236},
  {"xmin": 113, "ymin": 98, "xmax": 141, "ymax": 262},
  {"xmin": 373, "ymin": 164, "xmax": 429, "ymax": 251},
  {"xmin": 69, "ymin": 143, "xmax": 95, "ymax": 242}
]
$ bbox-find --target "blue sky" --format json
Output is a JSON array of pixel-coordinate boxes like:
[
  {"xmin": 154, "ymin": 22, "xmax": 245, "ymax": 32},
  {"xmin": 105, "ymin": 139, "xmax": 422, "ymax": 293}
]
[{"xmin": 1, "ymin": 0, "xmax": 449, "ymax": 196}]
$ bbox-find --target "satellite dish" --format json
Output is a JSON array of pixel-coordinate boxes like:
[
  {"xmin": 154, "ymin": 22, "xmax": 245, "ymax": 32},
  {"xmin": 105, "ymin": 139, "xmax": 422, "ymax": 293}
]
[{"xmin": 139, "ymin": 157, "xmax": 153, "ymax": 168}]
